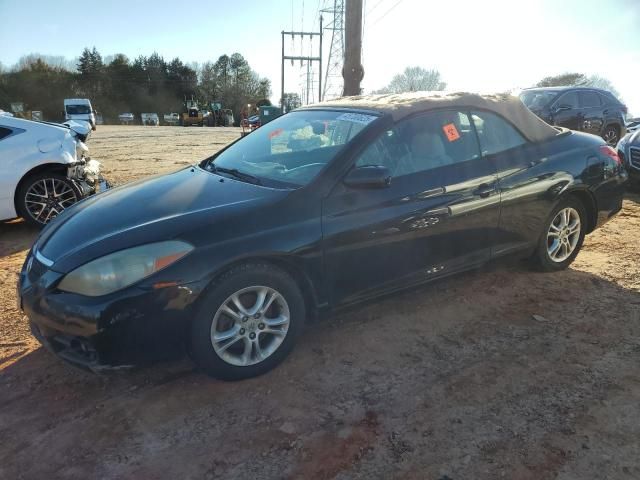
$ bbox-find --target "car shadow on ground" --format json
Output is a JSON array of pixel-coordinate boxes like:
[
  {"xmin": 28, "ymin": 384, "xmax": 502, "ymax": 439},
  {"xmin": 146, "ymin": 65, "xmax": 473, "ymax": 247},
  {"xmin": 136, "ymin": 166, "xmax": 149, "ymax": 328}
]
[
  {"xmin": 2, "ymin": 260, "xmax": 639, "ymax": 479},
  {"xmin": 625, "ymin": 189, "xmax": 640, "ymax": 204}
]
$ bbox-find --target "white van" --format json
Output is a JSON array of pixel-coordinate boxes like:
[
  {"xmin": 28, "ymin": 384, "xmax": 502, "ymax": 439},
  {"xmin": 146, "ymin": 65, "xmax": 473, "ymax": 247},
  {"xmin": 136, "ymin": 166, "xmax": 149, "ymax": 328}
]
[{"xmin": 64, "ymin": 98, "xmax": 97, "ymax": 130}]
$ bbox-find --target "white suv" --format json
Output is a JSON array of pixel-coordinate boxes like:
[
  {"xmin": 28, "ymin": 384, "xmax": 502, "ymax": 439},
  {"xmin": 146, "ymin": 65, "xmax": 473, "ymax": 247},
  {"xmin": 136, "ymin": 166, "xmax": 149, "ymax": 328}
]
[{"xmin": 0, "ymin": 116, "xmax": 106, "ymax": 227}]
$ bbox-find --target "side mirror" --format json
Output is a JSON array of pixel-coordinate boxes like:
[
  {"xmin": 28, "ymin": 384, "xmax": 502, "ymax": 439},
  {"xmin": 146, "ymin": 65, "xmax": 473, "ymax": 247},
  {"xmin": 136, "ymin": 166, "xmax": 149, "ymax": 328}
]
[
  {"xmin": 93, "ymin": 109, "xmax": 97, "ymax": 114},
  {"xmin": 343, "ymin": 165, "xmax": 391, "ymax": 189},
  {"xmin": 554, "ymin": 104, "xmax": 571, "ymax": 113}
]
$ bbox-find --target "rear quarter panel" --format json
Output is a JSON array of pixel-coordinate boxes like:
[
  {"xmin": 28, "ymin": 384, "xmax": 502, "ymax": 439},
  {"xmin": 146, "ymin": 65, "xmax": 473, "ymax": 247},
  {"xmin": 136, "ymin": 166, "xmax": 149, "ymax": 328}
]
[{"xmin": 492, "ymin": 131, "xmax": 622, "ymax": 256}]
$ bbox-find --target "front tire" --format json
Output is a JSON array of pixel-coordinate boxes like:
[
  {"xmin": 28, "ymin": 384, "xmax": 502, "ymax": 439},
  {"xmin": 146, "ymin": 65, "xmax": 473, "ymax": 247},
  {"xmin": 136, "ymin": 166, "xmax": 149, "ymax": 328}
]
[
  {"xmin": 189, "ymin": 263, "xmax": 305, "ymax": 380},
  {"xmin": 531, "ymin": 197, "xmax": 586, "ymax": 271},
  {"xmin": 16, "ymin": 173, "xmax": 80, "ymax": 227}
]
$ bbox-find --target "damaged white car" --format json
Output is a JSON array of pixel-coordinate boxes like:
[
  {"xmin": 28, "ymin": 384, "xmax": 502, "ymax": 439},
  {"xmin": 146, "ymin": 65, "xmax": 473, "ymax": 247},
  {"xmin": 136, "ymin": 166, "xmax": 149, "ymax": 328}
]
[{"xmin": 0, "ymin": 116, "xmax": 108, "ymax": 227}]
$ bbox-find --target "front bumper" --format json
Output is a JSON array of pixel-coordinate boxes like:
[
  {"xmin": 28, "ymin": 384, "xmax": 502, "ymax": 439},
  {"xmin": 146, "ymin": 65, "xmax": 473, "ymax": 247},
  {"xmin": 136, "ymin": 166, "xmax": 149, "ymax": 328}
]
[{"xmin": 18, "ymin": 252, "xmax": 205, "ymax": 371}]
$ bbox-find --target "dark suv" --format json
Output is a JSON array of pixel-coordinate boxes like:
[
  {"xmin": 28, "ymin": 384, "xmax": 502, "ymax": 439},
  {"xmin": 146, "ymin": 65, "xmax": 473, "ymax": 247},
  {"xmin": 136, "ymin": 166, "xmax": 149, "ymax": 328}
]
[{"xmin": 520, "ymin": 86, "xmax": 627, "ymax": 146}]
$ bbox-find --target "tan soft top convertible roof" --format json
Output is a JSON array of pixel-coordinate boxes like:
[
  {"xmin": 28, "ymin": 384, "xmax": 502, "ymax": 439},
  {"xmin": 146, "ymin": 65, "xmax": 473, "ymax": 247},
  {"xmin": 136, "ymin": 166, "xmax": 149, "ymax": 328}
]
[{"xmin": 306, "ymin": 91, "xmax": 559, "ymax": 143}]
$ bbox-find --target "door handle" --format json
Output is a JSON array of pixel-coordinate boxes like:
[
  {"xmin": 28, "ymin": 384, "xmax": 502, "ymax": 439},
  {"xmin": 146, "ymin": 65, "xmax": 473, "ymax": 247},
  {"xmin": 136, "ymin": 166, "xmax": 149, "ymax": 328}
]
[{"xmin": 474, "ymin": 183, "xmax": 496, "ymax": 198}]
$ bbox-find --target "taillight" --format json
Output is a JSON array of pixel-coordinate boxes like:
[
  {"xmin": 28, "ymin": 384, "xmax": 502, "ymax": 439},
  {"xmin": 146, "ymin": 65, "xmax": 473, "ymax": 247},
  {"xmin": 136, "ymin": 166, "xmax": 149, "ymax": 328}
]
[
  {"xmin": 599, "ymin": 145, "xmax": 622, "ymax": 166},
  {"xmin": 621, "ymin": 104, "xmax": 628, "ymax": 115}
]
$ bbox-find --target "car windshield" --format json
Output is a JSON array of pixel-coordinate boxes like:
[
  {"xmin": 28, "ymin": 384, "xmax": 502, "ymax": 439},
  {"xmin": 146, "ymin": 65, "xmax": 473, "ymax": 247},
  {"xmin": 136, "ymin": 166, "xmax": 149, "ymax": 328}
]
[
  {"xmin": 66, "ymin": 105, "xmax": 91, "ymax": 115},
  {"xmin": 519, "ymin": 90, "xmax": 558, "ymax": 109},
  {"xmin": 204, "ymin": 109, "xmax": 379, "ymax": 187}
]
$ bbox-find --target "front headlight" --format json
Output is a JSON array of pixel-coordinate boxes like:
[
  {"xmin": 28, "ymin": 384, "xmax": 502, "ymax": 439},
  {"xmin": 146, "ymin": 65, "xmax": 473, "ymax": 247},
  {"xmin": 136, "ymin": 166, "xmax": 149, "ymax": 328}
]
[{"xmin": 58, "ymin": 241, "xmax": 193, "ymax": 296}]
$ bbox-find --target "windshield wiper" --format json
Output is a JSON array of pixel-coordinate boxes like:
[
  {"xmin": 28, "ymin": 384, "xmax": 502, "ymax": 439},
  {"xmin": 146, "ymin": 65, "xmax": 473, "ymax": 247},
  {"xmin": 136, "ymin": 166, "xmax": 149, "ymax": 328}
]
[{"xmin": 213, "ymin": 166, "xmax": 262, "ymax": 185}]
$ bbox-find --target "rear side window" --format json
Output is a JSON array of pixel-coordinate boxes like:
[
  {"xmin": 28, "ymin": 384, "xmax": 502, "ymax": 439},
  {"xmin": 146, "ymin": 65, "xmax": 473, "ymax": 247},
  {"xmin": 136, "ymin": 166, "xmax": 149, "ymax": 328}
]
[
  {"xmin": 580, "ymin": 91, "xmax": 601, "ymax": 108},
  {"xmin": 556, "ymin": 91, "xmax": 579, "ymax": 109},
  {"xmin": 0, "ymin": 127, "xmax": 12, "ymax": 140},
  {"xmin": 355, "ymin": 110, "xmax": 481, "ymax": 177},
  {"xmin": 599, "ymin": 92, "xmax": 619, "ymax": 105},
  {"xmin": 471, "ymin": 111, "xmax": 526, "ymax": 156}
]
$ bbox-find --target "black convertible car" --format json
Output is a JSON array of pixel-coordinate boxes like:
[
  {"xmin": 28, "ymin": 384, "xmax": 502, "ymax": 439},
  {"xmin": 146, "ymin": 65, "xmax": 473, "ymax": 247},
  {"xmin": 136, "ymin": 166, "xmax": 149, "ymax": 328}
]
[{"xmin": 19, "ymin": 92, "xmax": 627, "ymax": 380}]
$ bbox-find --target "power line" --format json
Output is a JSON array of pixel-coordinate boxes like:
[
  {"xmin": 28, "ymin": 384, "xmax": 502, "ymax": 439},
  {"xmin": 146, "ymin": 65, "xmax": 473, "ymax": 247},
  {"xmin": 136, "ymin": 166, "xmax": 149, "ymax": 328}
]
[
  {"xmin": 371, "ymin": 0, "xmax": 404, "ymax": 25},
  {"xmin": 365, "ymin": 0, "xmax": 385, "ymax": 15}
]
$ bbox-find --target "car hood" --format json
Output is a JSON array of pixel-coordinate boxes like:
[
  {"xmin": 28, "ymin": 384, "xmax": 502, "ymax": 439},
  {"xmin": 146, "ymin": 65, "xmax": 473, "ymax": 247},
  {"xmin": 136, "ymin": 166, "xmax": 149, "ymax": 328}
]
[{"xmin": 37, "ymin": 167, "xmax": 286, "ymax": 272}]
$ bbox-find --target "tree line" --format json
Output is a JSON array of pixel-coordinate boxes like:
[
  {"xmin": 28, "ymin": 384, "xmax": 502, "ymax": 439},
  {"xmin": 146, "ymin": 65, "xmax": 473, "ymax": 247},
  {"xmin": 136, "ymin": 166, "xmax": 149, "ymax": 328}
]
[{"xmin": 0, "ymin": 47, "xmax": 273, "ymax": 124}]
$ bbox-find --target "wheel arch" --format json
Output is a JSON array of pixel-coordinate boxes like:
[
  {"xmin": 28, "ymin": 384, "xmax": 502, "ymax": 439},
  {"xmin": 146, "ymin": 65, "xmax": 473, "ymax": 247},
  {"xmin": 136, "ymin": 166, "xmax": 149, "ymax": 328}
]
[
  {"xmin": 13, "ymin": 163, "xmax": 70, "ymax": 213},
  {"xmin": 564, "ymin": 188, "xmax": 597, "ymax": 234},
  {"xmin": 200, "ymin": 255, "xmax": 321, "ymax": 319},
  {"xmin": 13, "ymin": 162, "xmax": 69, "ymax": 211},
  {"xmin": 602, "ymin": 122, "xmax": 621, "ymax": 136}
]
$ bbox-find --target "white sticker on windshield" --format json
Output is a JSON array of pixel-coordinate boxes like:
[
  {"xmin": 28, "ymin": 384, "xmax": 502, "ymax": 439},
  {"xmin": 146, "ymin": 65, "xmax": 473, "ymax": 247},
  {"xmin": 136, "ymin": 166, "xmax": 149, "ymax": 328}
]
[{"xmin": 336, "ymin": 112, "xmax": 378, "ymax": 125}]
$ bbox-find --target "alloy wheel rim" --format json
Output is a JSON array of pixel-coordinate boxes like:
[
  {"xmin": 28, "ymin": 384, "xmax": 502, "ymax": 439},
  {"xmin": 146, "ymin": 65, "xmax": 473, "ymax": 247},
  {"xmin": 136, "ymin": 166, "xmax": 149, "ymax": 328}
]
[
  {"xmin": 25, "ymin": 178, "xmax": 78, "ymax": 224},
  {"xmin": 210, "ymin": 286, "xmax": 290, "ymax": 366},
  {"xmin": 604, "ymin": 129, "xmax": 618, "ymax": 146},
  {"xmin": 547, "ymin": 207, "xmax": 581, "ymax": 262}
]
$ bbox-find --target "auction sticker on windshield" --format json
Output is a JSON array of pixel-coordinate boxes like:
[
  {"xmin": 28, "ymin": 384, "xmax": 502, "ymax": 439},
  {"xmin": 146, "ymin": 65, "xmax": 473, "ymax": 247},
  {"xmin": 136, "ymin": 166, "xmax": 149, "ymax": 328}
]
[{"xmin": 336, "ymin": 113, "xmax": 378, "ymax": 125}]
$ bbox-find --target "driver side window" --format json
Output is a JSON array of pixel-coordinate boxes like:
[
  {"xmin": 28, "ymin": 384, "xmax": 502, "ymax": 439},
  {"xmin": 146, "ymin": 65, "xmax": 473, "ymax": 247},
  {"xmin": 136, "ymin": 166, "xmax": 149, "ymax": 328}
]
[{"xmin": 355, "ymin": 129, "xmax": 406, "ymax": 173}]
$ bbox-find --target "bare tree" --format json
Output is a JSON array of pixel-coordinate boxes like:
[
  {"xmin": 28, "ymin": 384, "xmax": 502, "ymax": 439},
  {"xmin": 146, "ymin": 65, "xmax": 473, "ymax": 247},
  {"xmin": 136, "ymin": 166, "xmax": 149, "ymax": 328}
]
[
  {"xmin": 374, "ymin": 67, "xmax": 446, "ymax": 94},
  {"xmin": 535, "ymin": 72, "xmax": 620, "ymax": 98},
  {"xmin": 583, "ymin": 74, "xmax": 621, "ymax": 98}
]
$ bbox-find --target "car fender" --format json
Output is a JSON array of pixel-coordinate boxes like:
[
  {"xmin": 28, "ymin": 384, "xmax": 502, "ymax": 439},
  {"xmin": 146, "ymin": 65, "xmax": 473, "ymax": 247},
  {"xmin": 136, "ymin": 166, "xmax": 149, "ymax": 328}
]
[
  {"xmin": 10, "ymin": 161, "xmax": 77, "ymax": 217},
  {"xmin": 193, "ymin": 253, "xmax": 323, "ymax": 317},
  {"xmin": 2, "ymin": 151, "xmax": 77, "ymax": 222},
  {"xmin": 0, "ymin": 117, "xmax": 81, "ymax": 221}
]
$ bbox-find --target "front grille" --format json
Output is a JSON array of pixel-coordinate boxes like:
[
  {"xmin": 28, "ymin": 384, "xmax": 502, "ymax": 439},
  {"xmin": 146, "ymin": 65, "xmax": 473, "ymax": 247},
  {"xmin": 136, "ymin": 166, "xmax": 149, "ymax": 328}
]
[{"xmin": 630, "ymin": 147, "xmax": 640, "ymax": 169}]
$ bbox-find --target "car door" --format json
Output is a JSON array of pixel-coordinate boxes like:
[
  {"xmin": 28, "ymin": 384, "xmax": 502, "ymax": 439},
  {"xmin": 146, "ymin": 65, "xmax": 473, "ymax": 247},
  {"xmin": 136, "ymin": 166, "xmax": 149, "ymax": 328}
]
[
  {"xmin": 579, "ymin": 90, "xmax": 604, "ymax": 136},
  {"xmin": 470, "ymin": 110, "xmax": 566, "ymax": 255},
  {"xmin": 551, "ymin": 91, "xmax": 581, "ymax": 130},
  {"xmin": 321, "ymin": 109, "xmax": 501, "ymax": 306}
]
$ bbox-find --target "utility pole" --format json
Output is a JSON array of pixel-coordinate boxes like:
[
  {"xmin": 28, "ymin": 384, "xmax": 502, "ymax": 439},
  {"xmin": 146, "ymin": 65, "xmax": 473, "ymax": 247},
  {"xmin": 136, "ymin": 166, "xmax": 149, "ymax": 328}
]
[
  {"xmin": 343, "ymin": 0, "xmax": 363, "ymax": 96},
  {"xmin": 280, "ymin": 17, "xmax": 323, "ymax": 111}
]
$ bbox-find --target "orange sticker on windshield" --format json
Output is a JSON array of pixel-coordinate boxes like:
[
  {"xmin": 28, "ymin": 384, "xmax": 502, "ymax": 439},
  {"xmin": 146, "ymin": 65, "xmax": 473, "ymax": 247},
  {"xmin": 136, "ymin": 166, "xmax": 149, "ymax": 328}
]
[
  {"xmin": 269, "ymin": 128, "xmax": 284, "ymax": 139},
  {"xmin": 442, "ymin": 123, "xmax": 460, "ymax": 142}
]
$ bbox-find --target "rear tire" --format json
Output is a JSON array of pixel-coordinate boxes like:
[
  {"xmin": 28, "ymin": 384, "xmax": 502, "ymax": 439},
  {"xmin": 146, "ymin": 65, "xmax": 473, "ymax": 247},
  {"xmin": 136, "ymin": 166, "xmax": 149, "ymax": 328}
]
[
  {"xmin": 531, "ymin": 197, "xmax": 586, "ymax": 271},
  {"xmin": 16, "ymin": 172, "xmax": 80, "ymax": 227},
  {"xmin": 189, "ymin": 263, "xmax": 305, "ymax": 380}
]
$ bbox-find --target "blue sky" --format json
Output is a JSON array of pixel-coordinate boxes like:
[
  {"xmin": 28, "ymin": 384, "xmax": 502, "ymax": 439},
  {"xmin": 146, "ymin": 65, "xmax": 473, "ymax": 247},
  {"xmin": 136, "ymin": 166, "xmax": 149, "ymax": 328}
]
[{"xmin": 1, "ymin": 0, "xmax": 639, "ymax": 114}]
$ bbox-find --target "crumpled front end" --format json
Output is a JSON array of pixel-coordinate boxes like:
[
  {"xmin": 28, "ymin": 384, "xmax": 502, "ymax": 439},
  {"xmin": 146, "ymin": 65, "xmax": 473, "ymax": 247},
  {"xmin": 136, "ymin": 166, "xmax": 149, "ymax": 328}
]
[
  {"xmin": 65, "ymin": 135, "xmax": 111, "ymax": 197},
  {"xmin": 67, "ymin": 157, "xmax": 110, "ymax": 196}
]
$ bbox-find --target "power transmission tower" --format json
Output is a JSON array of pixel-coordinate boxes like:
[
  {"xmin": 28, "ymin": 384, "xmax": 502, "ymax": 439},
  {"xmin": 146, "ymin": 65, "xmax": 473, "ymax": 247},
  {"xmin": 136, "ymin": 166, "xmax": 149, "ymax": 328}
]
[{"xmin": 321, "ymin": 0, "xmax": 345, "ymax": 100}]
